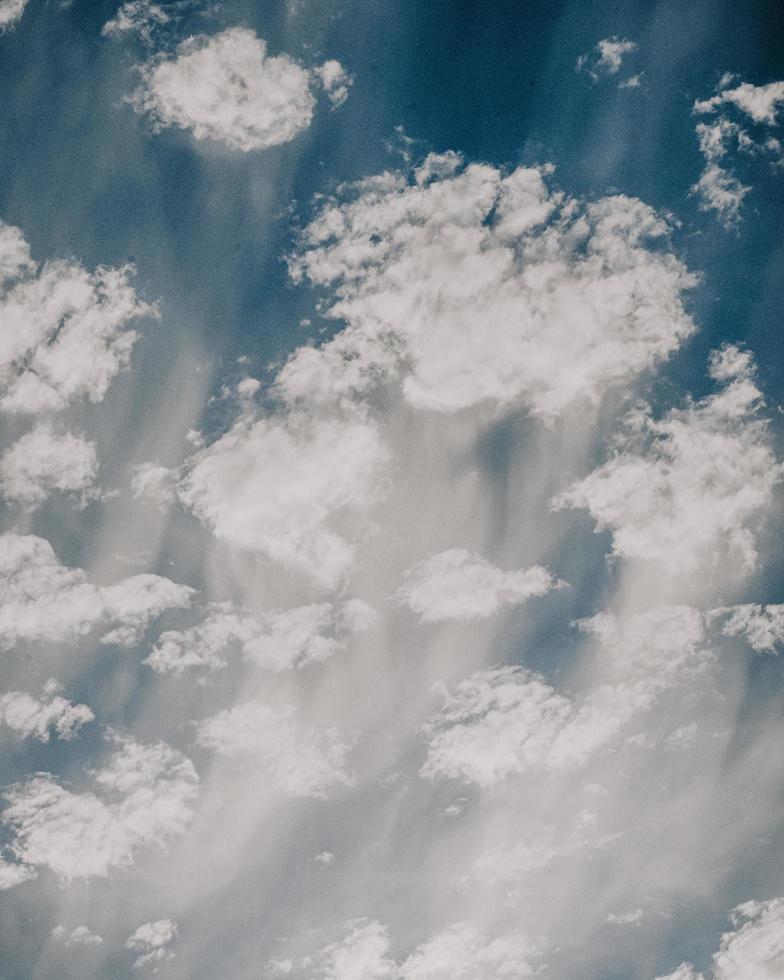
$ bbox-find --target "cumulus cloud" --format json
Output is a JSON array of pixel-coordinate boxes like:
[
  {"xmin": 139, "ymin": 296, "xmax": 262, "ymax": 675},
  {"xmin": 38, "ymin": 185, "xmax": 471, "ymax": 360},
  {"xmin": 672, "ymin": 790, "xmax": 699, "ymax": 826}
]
[
  {"xmin": 102, "ymin": 1, "xmax": 170, "ymax": 43},
  {"xmin": 0, "ymin": 680, "xmax": 93, "ymax": 741},
  {"xmin": 131, "ymin": 28, "xmax": 319, "ymax": 151},
  {"xmin": 692, "ymin": 78, "xmax": 784, "ymax": 224},
  {"xmin": 0, "ymin": 533, "xmax": 193, "ymax": 649},
  {"xmin": 179, "ymin": 410, "xmax": 388, "ymax": 588},
  {"xmin": 195, "ymin": 701, "xmax": 356, "ymax": 798},
  {"xmin": 421, "ymin": 606, "xmax": 709, "ymax": 786},
  {"xmin": 0, "ymin": 221, "xmax": 154, "ymax": 413},
  {"xmin": 131, "ymin": 461, "xmax": 176, "ymax": 508},
  {"xmin": 305, "ymin": 919, "xmax": 539, "ymax": 979},
  {"xmin": 146, "ymin": 598, "xmax": 375, "ymax": 674},
  {"xmin": 1, "ymin": 735, "xmax": 198, "ymax": 881},
  {"xmin": 576, "ymin": 37, "xmax": 638, "ymax": 82},
  {"xmin": 395, "ymin": 549, "xmax": 559, "ymax": 623},
  {"xmin": 284, "ymin": 158, "xmax": 696, "ymax": 417},
  {"xmin": 51, "ymin": 924, "xmax": 103, "ymax": 946},
  {"xmin": 606, "ymin": 908, "xmax": 644, "ymax": 926},
  {"xmin": 0, "ymin": 857, "xmax": 35, "ymax": 890},
  {"xmin": 0, "ymin": 0, "xmax": 28, "ymax": 32},
  {"xmin": 657, "ymin": 897, "xmax": 784, "ymax": 979},
  {"xmin": 125, "ymin": 919, "xmax": 178, "ymax": 969},
  {"xmin": 0, "ymin": 423, "xmax": 98, "ymax": 505},
  {"xmin": 554, "ymin": 347, "xmax": 782, "ymax": 576},
  {"xmin": 712, "ymin": 604, "xmax": 784, "ymax": 653},
  {"xmin": 315, "ymin": 60, "xmax": 353, "ymax": 108}
]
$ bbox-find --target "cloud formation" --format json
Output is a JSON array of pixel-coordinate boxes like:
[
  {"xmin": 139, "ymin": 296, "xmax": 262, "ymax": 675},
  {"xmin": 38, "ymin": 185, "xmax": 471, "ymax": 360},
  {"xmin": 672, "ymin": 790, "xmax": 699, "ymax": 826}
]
[
  {"xmin": 0, "ymin": 680, "xmax": 93, "ymax": 741},
  {"xmin": 0, "ymin": 423, "xmax": 98, "ymax": 505},
  {"xmin": 125, "ymin": 919, "xmax": 178, "ymax": 969},
  {"xmin": 0, "ymin": 533, "xmax": 192, "ymax": 649},
  {"xmin": 285, "ymin": 158, "xmax": 696, "ymax": 417},
  {"xmin": 131, "ymin": 28, "xmax": 341, "ymax": 151},
  {"xmin": 2, "ymin": 735, "xmax": 198, "ymax": 881},
  {"xmin": 576, "ymin": 37, "xmax": 638, "ymax": 82}
]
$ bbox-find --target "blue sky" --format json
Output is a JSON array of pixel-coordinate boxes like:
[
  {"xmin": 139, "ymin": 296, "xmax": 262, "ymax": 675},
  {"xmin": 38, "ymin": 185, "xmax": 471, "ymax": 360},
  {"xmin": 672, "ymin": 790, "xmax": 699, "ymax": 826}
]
[{"xmin": 0, "ymin": 1, "xmax": 783, "ymax": 978}]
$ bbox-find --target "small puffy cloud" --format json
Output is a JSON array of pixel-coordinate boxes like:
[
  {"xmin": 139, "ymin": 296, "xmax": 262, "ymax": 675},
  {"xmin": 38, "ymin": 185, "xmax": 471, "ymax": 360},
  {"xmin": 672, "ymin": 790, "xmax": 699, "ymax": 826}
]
[
  {"xmin": 606, "ymin": 908, "xmax": 644, "ymax": 926},
  {"xmin": 307, "ymin": 919, "xmax": 539, "ymax": 980},
  {"xmin": 422, "ymin": 606, "xmax": 708, "ymax": 786},
  {"xmin": 0, "ymin": 533, "xmax": 193, "ymax": 650},
  {"xmin": 577, "ymin": 37, "xmax": 638, "ymax": 82},
  {"xmin": 1, "ymin": 735, "xmax": 198, "ymax": 881},
  {"xmin": 125, "ymin": 919, "xmax": 178, "ymax": 969},
  {"xmin": 694, "ymin": 79, "xmax": 784, "ymax": 125},
  {"xmin": 146, "ymin": 599, "xmax": 375, "ymax": 674},
  {"xmin": 315, "ymin": 60, "xmax": 352, "ymax": 108},
  {"xmin": 314, "ymin": 850, "xmax": 335, "ymax": 866},
  {"xmin": 131, "ymin": 461, "xmax": 176, "ymax": 508},
  {"xmin": 102, "ymin": 1, "xmax": 170, "ymax": 43},
  {"xmin": 0, "ymin": 857, "xmax": 35, "ymax": 890},
  {"xmin": 131, "ymin": 28, "xmax": 318, "ymax": 151},
  {"xmin": 691, "ymin": 163, "xmax": 751, "ymax": 227},
  {"xmin": 658, "ymin": 897, "xmax": 784, "ymax": 979},
  {"xmin": 0, "ymin": 681, "xmax": 93, "ymax": 741},
  {"xmin": 0, "ymin": 0, "xmax": 28, "ymax": 32},
  {"xmin": 0, "ymin": 424, "xmax": 99, "ymax": 505},
  {"xmin": 0, "ymin": 221, "xmax": 154, "ymax": 413},
  {"xmin": 179, "ymin": 411, "xmax": 388, "ymax": 588},
  {"xmin": 396, "ymin": 549, "xmax": 559, "ymax": 623},
  {"xmin": 52, "ymin": 924, "xmax": 103, "ymax": 946},
  {"xmin": 284, "ymin": 159, "xmax": 696, "ymax": 418},
  {"xmin": 713, "ymin": 603, "xmax": 784, "ymax": 652},
  {"xmin": 195, "ymin": 701, "xmax": 356, "ymax": 798},
  {"xmin": 554, "ymin": 347, "xmax": 782, "ymax": 577}
]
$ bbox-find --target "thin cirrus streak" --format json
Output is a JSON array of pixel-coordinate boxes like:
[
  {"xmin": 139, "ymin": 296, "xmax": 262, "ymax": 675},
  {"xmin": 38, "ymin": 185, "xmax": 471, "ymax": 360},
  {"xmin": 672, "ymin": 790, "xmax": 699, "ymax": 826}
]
[{"xmin": 0, "ymin": 3, "xmax": 782, "ymax": 979}]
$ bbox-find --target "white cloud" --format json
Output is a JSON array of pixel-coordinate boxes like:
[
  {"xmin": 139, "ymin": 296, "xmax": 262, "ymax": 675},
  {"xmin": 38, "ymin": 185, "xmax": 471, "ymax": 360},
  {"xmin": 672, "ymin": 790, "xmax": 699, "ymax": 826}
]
[
  {"xmin": 691, "ymin": 163, "xmax": 751, "ymax": 227},
  {"xmin": 131, "ymin": 28, "xmax": 317, "ymax": 151},
  {"xmin": 179, "ymin": 410, "xmax": 389, "ymax": 588},
  {"xmin": 0, "ymin": 0, "xmax": 28, "ymax": 32},
  {"xmin": 657, "ymin": 897, "xmax": 784, "ymax": 979},
  {"xmin": 395, "ymin": 549, "xmax": 559, "ymax": 623},
  {"xmin": 421, "ymin": 606, "xmax": 709, "ymax": 786},
  {"xmin": 52, "ymin": 924, "xmax": 103, "ymax": 946},
  {"xmin": 0, "ymin": 857, "xmax": 35, "ymax": 890},
  {"xmin": 146, "ymin": 598, "xmax": 375, "ymax": 674},
  {"xmin": 1, "ymin": 735, "xmax": 198, "ymax": 881},
  {"xmin": 102, "ymin": 1, "xmax": 170, "ymax": 43},
  {"xmin": 577, "ymin": 37, "xmax": 638, "ymax": 81},
  {"xmin": 694, "ymin": 79, "xmax": 784, "ymax": 125},
  {"xmin": 554, "ymin": 347, "xmax": 782, "ymax": 576},
  {"xmin": 0, "ymin": 533, "xmax": 193, "ymax": 650},
  {"xmin": 307, "ymin": 920, "xmax": 539, "ymax": 980},
  {"xmin": 606, "ymin": 908, "xmax": 644, "ymax": 926},
  {"xmin": 131, "ymin": 461, "xmax": 176, "ymax": 508},
  {"xmin": 0, "ymin": 221, "xmax": 154, "ymax": 413},
  {"xmin": 283, "ymin": 159, "xmax": 696, "ymax": 418},
  {"xmin": 316, "ymin": 60, "xmax": 352, "ymax": 108},
  {"xmin": 0, "ymin": 680, "xmax": 93, "ymax": 741},
  {"xmin": 713, "ymin": 603, "xmax": 784, "ymax": 652},
  {"xmin": 314, "ymin": 850, "xmax": 335, "ymax": 866},
  {"xmin": 125, "ymin": 919, "xmax": 178, "ymax": 969},
  {"xmin": 0, "ymin": 424, "xmax": 98, "ymax": 505},
  {"xmin": 195, "ymin": 701, "xmax": 356, "ymax": 798}
]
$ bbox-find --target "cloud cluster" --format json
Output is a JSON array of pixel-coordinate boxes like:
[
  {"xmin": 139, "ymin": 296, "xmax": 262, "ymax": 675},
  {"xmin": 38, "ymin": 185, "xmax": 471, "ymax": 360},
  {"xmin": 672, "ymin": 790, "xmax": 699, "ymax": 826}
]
[
  {"xmin": 1, "ymin": 735, "xmax": 198, "ymax": 882},
  {"xmin": 0, "ymin": 423, "xmax": 98, "ymax": 505},
  {"xmin": 692, "ymin": 77, "xmax": 784, "ymax": 225},
  {"xmin": 713, "ymin": 603, "xmax": 784, "ymax": 652},
  {"xmin": 421, "ymin": 606, "xmax": 709, "ymax": 786},
  {"xmin": 125, "ymin": 919, "xmax": 178, "ymax": 969},
  {"xmin": 0, "ymin": 221, "xmax": 154, "ymax": 413},
  {"xmin": 0, "ymin": 533, "xmax": 192, "ymax": 649},
  {"xmin": 555, "ymin": 347, "xmax": 781, "ymax": 576},
  {"xmin": 284, "ymin": 158, "xmax": 696, "ymax": 417},
  {"xmin": 300, "ymin": 919, "xmax": 539, "ymax": 980},
  {"xmin": 180, "ymin": 411, "xmax": 388, "ymax": 588},
  {"xmin": 195, "ymin": 701, "xmax": 356, "ymax": 798},
  {"xmin": 396, "ymin": 549, "xmax": 559, "ymax": 623},
  {"xmin": 657, "ymin": 897, "xmax": 784, "ymax": 979},
  {"xmin": 0, "ymin": 680, "xmax": 93, "ymax": 742},
  {"xmin": 51, "ymin": 925, "xmax": 103, "ymax": 947},
  {"xmin": 102, "ymin": 1, "xmax": 170, "ymax": 43},
  {"xmin": 131, "ymin": 28, "xmax": 344, "ymax": 151},
  {"xmin": 146, "ymin": 598, "xmax": 375, "ymax": 674}
]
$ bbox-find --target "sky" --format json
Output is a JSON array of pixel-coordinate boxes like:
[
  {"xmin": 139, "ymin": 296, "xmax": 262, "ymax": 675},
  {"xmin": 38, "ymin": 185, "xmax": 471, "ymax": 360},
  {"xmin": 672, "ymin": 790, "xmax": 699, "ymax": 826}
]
[{"xmin": 0, "ymin": 1, "xmax": 783, "ymax": 978}]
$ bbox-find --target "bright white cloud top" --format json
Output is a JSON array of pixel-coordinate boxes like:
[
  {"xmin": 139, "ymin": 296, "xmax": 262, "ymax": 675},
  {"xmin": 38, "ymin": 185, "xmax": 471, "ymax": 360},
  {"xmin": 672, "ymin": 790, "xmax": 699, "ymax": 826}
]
[{"xmin": 131, "ymin": 28, "xmax": 346, "ymax": 151}]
